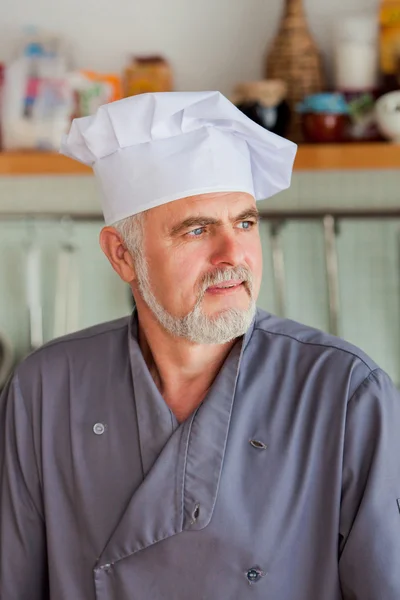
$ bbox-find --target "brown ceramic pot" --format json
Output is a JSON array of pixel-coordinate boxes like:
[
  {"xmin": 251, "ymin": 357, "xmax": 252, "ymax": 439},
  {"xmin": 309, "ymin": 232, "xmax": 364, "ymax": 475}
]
[{"xmin": 301, "ymin": 113, "xmax": 350, "ymax": 143}]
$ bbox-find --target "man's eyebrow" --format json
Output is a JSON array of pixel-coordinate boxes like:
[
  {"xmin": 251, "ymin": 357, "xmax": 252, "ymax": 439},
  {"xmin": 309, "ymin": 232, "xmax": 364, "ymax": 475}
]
[
  {"xmin": 169, "ymin": 207, "xmax": 260, "ymax": 236},
  {"xmin": 170, "ymin": 216, "xmax": 221, "ymax": 236},
  {"xmin": 235, "ymin": 208, "xmax": 260, "ymax": 222}
]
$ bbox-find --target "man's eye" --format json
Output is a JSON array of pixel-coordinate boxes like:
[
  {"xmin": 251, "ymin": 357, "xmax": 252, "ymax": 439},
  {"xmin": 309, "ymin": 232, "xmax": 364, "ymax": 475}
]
[
  {"xmin": 238, "ymin": 220, "xmax": 254, "ymax": 230},
  {"xmin": 188, "ymin": 227, "xmax": 205, "ymax": 237}
]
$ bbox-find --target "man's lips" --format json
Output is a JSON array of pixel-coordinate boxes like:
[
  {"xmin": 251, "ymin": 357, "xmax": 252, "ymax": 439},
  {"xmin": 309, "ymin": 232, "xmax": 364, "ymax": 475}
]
[{"xmin": 205, "ymin": 280, "xmax": 246, "ymax": 294}]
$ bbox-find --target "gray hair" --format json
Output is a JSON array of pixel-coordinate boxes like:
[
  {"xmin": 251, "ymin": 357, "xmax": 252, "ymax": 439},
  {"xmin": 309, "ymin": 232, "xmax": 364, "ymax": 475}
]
[{"xmin": 112, "ymin": 213, "xmax": 145, "ymax": 257}]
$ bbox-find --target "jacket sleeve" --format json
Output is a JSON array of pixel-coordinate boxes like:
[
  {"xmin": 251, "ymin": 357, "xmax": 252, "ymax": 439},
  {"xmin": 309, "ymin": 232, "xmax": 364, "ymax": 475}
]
[
  {"xmin": 0, "ymin": 374, "xmax": 48, "ymax": 600},
  {"xmin": 339, "ymin": 368, "xmax": 400, "ymax": 599}
]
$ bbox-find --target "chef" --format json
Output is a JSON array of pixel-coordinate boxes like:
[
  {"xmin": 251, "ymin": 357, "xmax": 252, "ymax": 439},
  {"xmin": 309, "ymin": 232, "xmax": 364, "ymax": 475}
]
[{"xmin": 1, "ymin": 91, "xmax": 399, "ymax": 600}]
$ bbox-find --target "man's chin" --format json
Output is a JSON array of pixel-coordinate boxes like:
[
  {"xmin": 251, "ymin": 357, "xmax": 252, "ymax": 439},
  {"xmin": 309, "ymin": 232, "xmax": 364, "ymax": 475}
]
[
  {"xmin": 182, "ymin": 301, "xmax": 256, "ymax": 344},
  {"xmin": 201, "ymin": 296, "xmax": 253, "ymax": 317}
]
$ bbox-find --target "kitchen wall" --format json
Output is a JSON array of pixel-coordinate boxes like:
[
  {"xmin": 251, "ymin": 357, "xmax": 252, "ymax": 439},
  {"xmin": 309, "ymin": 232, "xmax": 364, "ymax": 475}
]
[
  {"xmin": 0, "ymin": 0, "xmax": 380, "ymax": 92},
  {"xmin": 1, "ymin": 0, "xmax": 398, "ymax": 383},
  {"xmin": 1, "ymin": 170, "xmax": 399, "ymax": 384}
]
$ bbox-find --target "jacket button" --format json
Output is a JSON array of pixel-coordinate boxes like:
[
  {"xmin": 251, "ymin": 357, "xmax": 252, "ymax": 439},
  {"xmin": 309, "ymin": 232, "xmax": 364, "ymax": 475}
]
[
  {"xmin": 93, "ymin": 423, "xmax": 106, "ymax": 435},
  {"xmin": 246, "ymin": 566, "xmax": 265, "ymax": 584}
]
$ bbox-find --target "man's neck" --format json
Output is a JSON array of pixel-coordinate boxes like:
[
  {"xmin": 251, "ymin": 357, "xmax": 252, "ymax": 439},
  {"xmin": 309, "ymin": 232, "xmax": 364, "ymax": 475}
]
[{"xmin": 137, "ymin": 311, "xmax": 236, "ymax": 423}]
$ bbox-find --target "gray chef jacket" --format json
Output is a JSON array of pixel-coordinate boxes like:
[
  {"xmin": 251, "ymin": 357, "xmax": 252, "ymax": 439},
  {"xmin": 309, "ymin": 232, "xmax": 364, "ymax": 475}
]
[{"xmin": 1, "ymin": 308, "xmax": 400, "ymax": 599}]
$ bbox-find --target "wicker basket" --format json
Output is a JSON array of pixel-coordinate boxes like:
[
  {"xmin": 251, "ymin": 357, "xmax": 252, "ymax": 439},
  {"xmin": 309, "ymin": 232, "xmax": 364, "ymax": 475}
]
[{"xmin": 265, "ymin": 0, "xmax": 326, "ymax": 141}]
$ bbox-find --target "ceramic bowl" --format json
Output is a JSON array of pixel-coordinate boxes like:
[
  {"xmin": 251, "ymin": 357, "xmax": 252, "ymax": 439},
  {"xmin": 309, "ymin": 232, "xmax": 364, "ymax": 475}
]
[{"xmin": 375, "ymin": 91, "xmax": 400, "ymax": 143}]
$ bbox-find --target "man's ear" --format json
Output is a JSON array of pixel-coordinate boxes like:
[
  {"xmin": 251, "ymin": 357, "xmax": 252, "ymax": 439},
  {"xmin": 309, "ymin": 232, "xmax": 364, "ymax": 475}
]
[{"xmin": 99, "ymin": 227, "xmax": 137, "ymax": 284}]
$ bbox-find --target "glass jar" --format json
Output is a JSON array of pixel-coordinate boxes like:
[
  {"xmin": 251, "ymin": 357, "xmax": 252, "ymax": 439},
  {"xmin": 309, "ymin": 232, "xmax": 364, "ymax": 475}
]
[{"xmin": 123, "ymin": 56, "xmax": 173, "ymax": 98}]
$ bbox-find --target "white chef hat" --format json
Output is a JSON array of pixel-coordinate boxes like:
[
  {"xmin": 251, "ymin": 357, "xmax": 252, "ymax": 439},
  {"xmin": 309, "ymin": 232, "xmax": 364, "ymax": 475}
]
[{"xmin": 60, "ymin": 91, "xmax": 297, "ymax": 225}]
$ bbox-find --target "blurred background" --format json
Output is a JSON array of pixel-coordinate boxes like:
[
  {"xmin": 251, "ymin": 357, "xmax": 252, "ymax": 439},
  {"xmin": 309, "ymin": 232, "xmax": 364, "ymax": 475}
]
[{"xmin": 1, "ymin": 0, "xmax": 400, "ymax": 389}]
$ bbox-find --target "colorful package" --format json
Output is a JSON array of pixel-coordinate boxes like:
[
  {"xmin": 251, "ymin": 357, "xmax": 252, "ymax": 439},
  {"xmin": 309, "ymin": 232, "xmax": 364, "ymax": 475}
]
[{"xmin": 70, "ymin": 70, "xmax": 122, "ymax": 118}]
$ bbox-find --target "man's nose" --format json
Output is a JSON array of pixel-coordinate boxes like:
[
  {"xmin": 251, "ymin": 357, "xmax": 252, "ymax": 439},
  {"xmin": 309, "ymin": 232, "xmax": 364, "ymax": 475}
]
[{"xmin": 209, "ymin": 231, "xmax": 246, "ymax": 268}]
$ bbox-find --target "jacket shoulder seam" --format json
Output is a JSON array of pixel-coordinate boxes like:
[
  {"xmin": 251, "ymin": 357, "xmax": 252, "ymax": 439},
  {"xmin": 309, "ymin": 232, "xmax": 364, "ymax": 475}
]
[
  {"xmin": 27, "ymin": 321, "xmax": 129, "ymax": 358},
  {"xmin": 252, "ymin": 325, "xmax": 374, "ymax": 371}
]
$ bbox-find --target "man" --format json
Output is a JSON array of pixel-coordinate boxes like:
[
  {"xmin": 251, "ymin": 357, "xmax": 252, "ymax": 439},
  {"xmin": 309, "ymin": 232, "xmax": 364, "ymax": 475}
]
[{"xmin": 0, "ymin": 91, "xmax": 399, "ymax": 600}]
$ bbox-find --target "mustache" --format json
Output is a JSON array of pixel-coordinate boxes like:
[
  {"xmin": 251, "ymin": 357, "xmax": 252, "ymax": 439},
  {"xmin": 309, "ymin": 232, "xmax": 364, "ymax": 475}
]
[{"xmin": 198, "ymin": 266, "xmax": 254, "ymax": 295}]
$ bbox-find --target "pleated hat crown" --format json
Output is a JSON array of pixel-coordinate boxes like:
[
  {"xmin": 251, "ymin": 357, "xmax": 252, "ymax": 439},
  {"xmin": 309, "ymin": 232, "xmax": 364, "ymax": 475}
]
[{"xmin": 60, "ymin": 91, "xmax": 297, "ymax": 225}]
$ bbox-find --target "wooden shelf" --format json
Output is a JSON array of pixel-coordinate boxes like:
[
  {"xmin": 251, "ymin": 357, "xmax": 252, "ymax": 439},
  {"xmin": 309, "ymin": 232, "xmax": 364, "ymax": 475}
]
[
  {"xmin": 0, "ymin": 152, "xmax": 91, "ymax": 175},
  {"xmin": 0, "ymin": 143, "xmax": 399, "ymax": 175},
  {"xmin": 294, "ymin": 142, "xmax": 400, "ymax": 171}
]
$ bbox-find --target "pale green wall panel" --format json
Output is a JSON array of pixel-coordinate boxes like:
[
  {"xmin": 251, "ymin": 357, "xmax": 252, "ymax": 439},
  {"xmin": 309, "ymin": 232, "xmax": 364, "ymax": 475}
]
[
  {"xmin": 0, "ymin": 170, "xmax": 399, "ymax": 384},
  {"xmin": 0, "ymin": 220, "xmax": 131, "ymax": 361}
]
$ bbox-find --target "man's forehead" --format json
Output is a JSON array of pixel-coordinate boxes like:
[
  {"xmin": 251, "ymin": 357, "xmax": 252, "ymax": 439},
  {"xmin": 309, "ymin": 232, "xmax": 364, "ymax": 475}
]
[{"xmin": 149, "ymin": 191, "xmax": 257, "ymax": 223}]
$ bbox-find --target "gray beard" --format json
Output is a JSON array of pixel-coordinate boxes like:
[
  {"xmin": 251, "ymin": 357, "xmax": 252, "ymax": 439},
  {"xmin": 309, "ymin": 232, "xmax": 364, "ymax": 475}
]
[{"xmin": 134, "ymin": 251, "xmax": 256, "ymax": 345}]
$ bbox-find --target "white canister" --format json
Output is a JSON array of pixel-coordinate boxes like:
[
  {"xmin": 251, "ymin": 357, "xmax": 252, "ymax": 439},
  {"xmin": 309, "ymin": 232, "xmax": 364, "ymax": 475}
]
[{"xmin": 334, "ymin": 13, "xmax": 379, "ymax": 92}]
